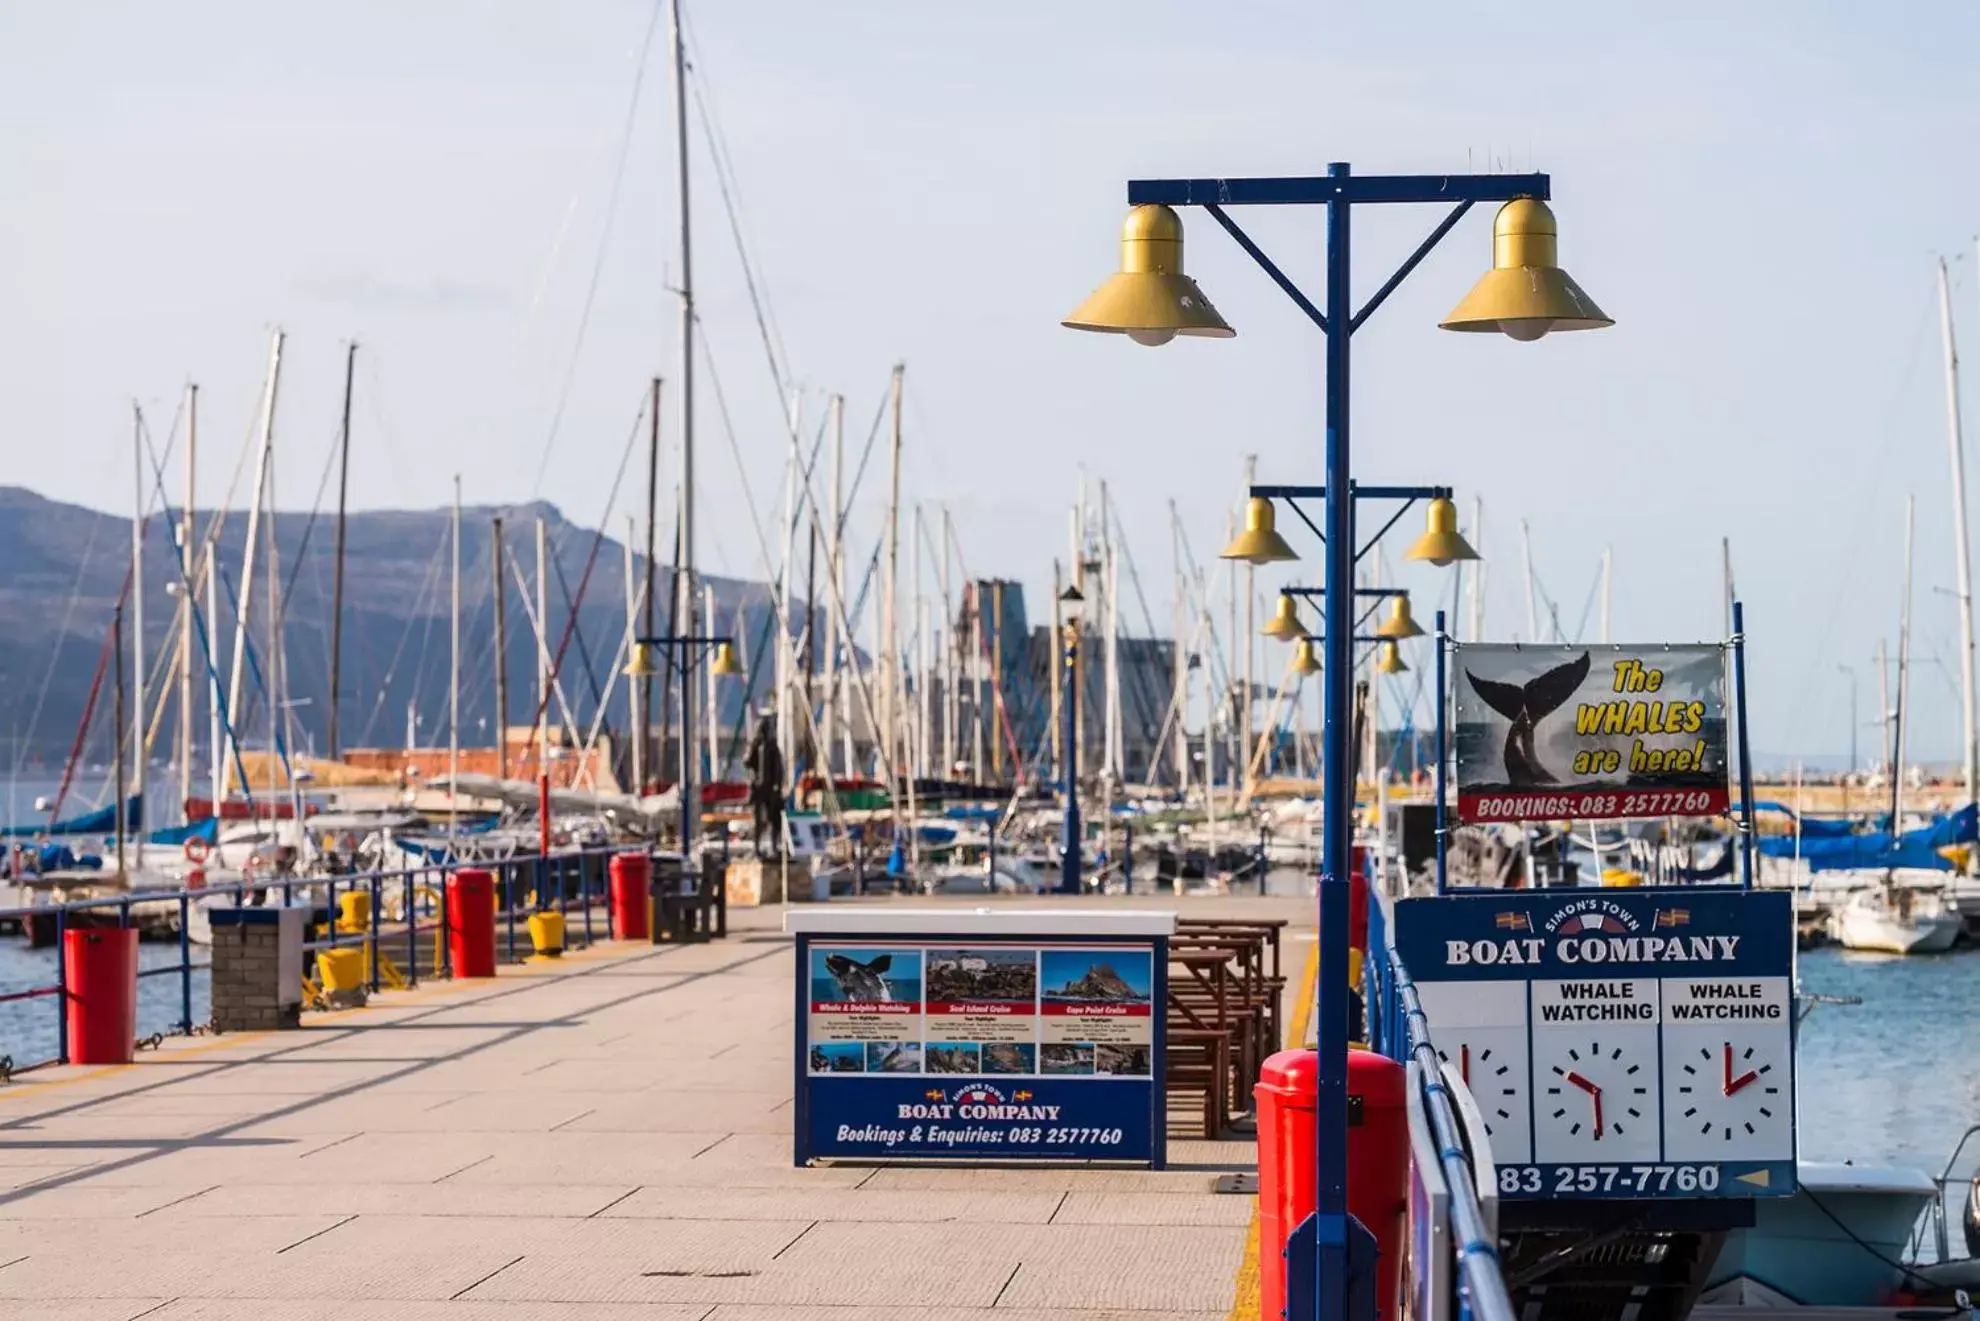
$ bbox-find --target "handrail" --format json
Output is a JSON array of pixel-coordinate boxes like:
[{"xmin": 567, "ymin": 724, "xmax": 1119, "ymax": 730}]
[
  {"xmin": 1367, "ymin": 894, "xmax": 1517, "ymax": 1321},
  {"xmin": 0, "ymin": 845, "xmax": 631, "ymax": 1074}
]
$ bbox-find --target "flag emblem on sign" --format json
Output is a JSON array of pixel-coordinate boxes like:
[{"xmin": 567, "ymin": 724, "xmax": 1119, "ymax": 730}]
[
  {"xmin": 1495, "ymin": 912, "xmax": 1533, "ymax": 931},
  {"xmin": 1655, "ymin": 909, "xmax": 1691, "ymax": 928}
]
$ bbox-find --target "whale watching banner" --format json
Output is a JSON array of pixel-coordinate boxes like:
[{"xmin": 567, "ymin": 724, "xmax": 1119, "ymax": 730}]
[{"xmin": 1453, "ymin": 644, "xmax": 1730, "ymax": 824}]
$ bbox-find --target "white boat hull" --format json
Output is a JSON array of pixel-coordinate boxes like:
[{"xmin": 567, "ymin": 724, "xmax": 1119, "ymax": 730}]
[{"xmin": 1832, "ymin": 890, "xmax": 1963, "ymax": 954}]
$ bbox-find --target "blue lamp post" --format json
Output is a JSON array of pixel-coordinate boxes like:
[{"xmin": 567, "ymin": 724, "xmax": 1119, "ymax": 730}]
[
  {"xmin": 1064, "ymin": 164, "xmax": 1610, "ymax": 1321},
  {"xmin": 1058, "ymin": 584, "xmax": 1085, "ymax": 895}
]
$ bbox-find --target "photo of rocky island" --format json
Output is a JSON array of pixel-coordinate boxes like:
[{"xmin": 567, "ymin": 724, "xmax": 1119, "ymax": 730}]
[
  {"xmin": 1039, "ymin": 949, "xmax": 1153, "ymax": 1005},
  {"xmin": 809, "ymin": 1043, "xmax": 866, "ymax": 1073},
  {"xmin": 866, "ymin": 1042, "xmax": 922, "ymax": 1073},
  {"xmin": 927, "ymin": 948, "xmax": 1037, "ymax": 1003}
]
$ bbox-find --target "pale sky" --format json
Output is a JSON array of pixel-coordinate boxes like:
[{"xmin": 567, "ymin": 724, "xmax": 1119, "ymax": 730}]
[{"xmin": 4, "ymin": 1, "xmax": 1979, "ymax": 767}]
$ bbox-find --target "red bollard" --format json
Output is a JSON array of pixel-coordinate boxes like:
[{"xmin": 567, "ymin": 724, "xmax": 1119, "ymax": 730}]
[
  {"xmin": 609, "ymin": 852, "xmax": 651, "ymax": 941},
  {"xmin": 1254, "ymin": 1048, "xmax": 1411, "ymax": 1321},
  {"xmin": 64, "ymin": 928, "xmax": 139, "ymax": 1065},
  {"xmin": 446, "ymin": 868, "xmax": 497, "ymax": 978}
]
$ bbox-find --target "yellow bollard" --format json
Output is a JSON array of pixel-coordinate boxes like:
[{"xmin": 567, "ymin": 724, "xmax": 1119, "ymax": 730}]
[
  {"xmin": 317, "ymin": 947, "xmax": 368, "ymax": 1008},
  {"xmin": 336, "ymin": 890, "xmax": 372, "ymax": 933},
  {"xmin": 527, "ymin": 911, "xmax": 566, "ymax": 959}
]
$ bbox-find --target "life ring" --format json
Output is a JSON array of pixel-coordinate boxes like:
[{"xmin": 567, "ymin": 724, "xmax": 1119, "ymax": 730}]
[{"xmin": 183, "ymin": 837, "xmax": 210, "ymax": 864}]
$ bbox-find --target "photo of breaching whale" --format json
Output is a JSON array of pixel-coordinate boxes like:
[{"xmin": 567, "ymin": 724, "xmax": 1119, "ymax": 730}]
[
  {"xmin": 1463, "ymin": 651, "xmax": 1591, "ymax": 786},
  {"xmin": 810, "ymin": 947, "xmax": 922, "ymax": 1004},
  {"xmin": 867, "ymin": 1042, "xmax": 922, "ymax": 1073}
]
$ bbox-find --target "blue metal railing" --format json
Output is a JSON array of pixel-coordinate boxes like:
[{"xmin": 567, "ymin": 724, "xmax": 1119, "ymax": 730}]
[
  {"xmin": 0, "ymin": 846, "xmax": 630, "ymax": 1075},
  {"xmin": 1366, "ymin": 894, "xmax": 1516, "ymax": 1321}
]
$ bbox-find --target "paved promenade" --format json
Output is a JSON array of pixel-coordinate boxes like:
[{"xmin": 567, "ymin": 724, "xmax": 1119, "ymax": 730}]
[{"xmin": 0, "ymin": 892, "xmax": 1310, "ymax": 1320}]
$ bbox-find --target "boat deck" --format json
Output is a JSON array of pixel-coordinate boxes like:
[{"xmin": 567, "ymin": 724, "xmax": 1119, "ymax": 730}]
[{"xmin": 0, "ymin": 894, "xmax": 1293, "ymax": 1320}]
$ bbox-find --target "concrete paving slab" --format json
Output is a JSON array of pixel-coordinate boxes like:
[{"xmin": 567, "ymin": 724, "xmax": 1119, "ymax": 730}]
[
  {"xmin": 142, "ymin": 1302, "xmax": 710, "ymax": 1320},
  {"xmin": 1051, "ymin": 1190, "xmax": 1258, "ymax": 1226},
  {"xmin": 149, "ymin": 1180, "xmax": 639, "ymax": 1219},
  {"xmin": 600, "ymin": 1185, "xmax": 1063, "ymax": 1223}
]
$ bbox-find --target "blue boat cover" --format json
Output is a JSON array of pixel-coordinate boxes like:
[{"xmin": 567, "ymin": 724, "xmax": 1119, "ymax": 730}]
[
  {"xmin": 1756, "ymin": 803, "xmax": 1979, "ymax": 871},
  {"xmin": 0, "ymin": 795, "xmax": 143, "ymax": 839}
]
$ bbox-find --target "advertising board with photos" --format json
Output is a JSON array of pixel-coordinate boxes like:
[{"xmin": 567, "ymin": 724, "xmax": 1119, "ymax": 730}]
[{"xmin": 794, "ymin": 934, "xmax": 1167, "ymax": 1165}]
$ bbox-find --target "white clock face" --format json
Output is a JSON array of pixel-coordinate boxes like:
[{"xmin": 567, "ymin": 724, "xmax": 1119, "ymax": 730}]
[
  {"xmin": 1530, "ymin": 979, "xmax": 1662, "ymax": 1163},
  {"xmin": 1659, "ymin": 977, "xmax": 1794, "ymax": 1162},
  {"xmin": 1414, "ymin": 981, "xmax": 1532, "ymax": 1165}
]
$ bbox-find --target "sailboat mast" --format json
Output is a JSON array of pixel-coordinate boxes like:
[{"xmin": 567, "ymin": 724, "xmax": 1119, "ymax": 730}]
[
  {"xmin": 327, "ymin": 342, "xmax": 355, "ymax": 761},
  {"xmin": 642, "ymin": 377, "xmax": 662, "ymax": 792},
  {"xmin": 449, "ymin": 475, "xmax": 461, "ymax": 834},
  {"xmin": 1519, "ymin": 517, "xmax": 1538, "ymax": 642},
  {"xmin": 493, "ymin": 516, "xmax": 509, "ymax": 780},
  {"xmin": 1601, "ymin": 547, "xmax": 1613, "ymax": 644},
  {"xmin": 224, "ymin": 329, "xmax": 283, "ymax": 809},
  {"xmin": 669, "ymin": 0, "xmax": 698, "ymax": 851},
  {"xmin": 1891, "ymin": 499, "xmax": 1915, "ymax": 859},
  {"xmin": 823, "ymin": 394, "xmax": 843, "ymax": 774},
  {"xmin": 113, "ymin": 604, "xmax": 126, "ymax": 876},
  {"xmin": 130, "ymin": 405, "xmax": 145, "ymax": 840},
  {"xmin": 1938, "ymin": 256, "xmax": 1977, "ymax": 808},
  {"xmin": 205, "ymin": 554, "xmax": 220, "ymax": 832},
  {"xmin": 883, "ymin": 363, "xmax": 904, "ymax": 804},
  {"xmin": 941, "ymin": 505, "xmax": 956, "ymax": 778},
  {"xmin": 179, "ymin": 384, "xmax": 197, "ymax": 822}
]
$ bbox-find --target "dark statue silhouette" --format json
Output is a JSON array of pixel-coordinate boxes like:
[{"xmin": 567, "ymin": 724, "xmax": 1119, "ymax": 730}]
[
  {"xmin": 744, "ymin": 714, "xmax": 785, "ymax": 857},
  {"xmin": 1463, "ymin": 652, "xmax": 1590, "ymax": 785}
]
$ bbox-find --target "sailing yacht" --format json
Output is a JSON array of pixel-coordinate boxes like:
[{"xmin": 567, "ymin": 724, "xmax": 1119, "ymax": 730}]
[{"xmin": 1831, "ymin": 878, "xmax": 1963, "ymax": 954}]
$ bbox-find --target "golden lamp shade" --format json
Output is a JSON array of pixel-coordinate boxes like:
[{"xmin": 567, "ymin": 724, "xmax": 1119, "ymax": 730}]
[
  {"xmin": 1375, "ymin": 640, "xmax": 1409, "ymax": 675},
  {"xmin": 1373, "ymin": 593, "xmax": 1425, "ymax": 640},
  {"xmin": 1404, "ymin": 497, "xmax": 1479, "ymax": 567},
  {"xmin": 1290, "ymin": 638, "xmax": 1322, "ymax": 677},
  {"xmin": 1221, "ymin": 497, "xmax": 1298, "ymax": 565},
  {"xmin": 624, "ymin": 641, "xmax": 658, "ymax": 679},
  {"xmin": 1262, "ymin": 593, "xmax": 1305, "ymax": 641},
  {"xmin": 1439, "ymin": 198, "xmax": 1612, "ymax": 341},
  {"xmin": 1062, "ymin": 204, "xmax": 1235, "ymax": 346},
  {"xmin": 710, "ymin": 642, "xmax": 744, "ymax": 678}
]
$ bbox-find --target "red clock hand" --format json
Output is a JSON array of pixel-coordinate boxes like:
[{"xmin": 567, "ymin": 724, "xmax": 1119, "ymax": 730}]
[
  {"xmin": 1723, "ymin": 1045, "xmax": 1760, "ymax": 1096},
  {"xmin": 1459, "ymin": 1044, "xmax": 1471, "ymax": 1086},
  {"xmin": 1564, "ymin": 1070, "xmax": 1604, "ymax": 1138}
]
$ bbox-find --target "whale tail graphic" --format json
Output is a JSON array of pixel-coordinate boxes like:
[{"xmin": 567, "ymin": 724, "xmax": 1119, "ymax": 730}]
[{"xmin": 1464, "ymin": 652, "xmax": 1590, "ymax": 786}]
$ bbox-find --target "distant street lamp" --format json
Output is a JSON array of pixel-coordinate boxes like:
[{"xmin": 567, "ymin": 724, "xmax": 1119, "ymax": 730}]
[{"xmin": 1057, "ymin": 585, "xmax": 1085, "ymax": 895}]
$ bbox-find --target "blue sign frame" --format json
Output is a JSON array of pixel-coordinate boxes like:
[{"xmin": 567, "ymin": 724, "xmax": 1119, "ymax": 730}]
[
  {"xmin": 1393, "ymin": 888, "xmax": 1796, "ymax": 1200},
  {"xmin": 792, "ymin": 930, "xmax": 1168, "ymax": 1167}
]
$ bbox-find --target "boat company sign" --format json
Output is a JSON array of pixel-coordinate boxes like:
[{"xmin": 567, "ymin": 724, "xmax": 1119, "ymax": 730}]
[
  {"xmin": 1453, "ymin": 643, "xmax": 1730, "ymax": 824},
  {"xmin": 792, "ymin": 935, "xmax": 1166, "ymax": 1166},
  {"xmin": 1392, "ymin": 889, "xmax": 1796, "ymax": 1200}
]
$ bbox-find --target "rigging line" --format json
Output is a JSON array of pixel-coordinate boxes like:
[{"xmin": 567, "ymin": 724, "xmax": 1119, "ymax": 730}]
[
  {"xmin": 502, "ymin": 542, "xmax": 588, "ymax": 753},
  {"xmin": 274, "ymin": 416, "xmax": 348, "ymax": 625},
  {"xmin": 353, "ymin": 531, "xmax": 450, "ymax": 749},
  {"xmin": 682, "ymin": 18, "xmax": 791, "ymax": 382},
  {"xmin": 547, "ymin": 549, "xmax": 608, "ymax": 714},
  {"xmin": 131, "ymin": 403, "xmax": 261, "ymax": 809},
  {"xmin": 516, "ymin": 391, "xmax": 648, "ymax": 763},
  {"xmin": 9, "ymin": 510, "xmax": 102, "ymax": 782},
  {"xmin": 524, "ymin": 0, "xmax": 664, "ymax": 498}
]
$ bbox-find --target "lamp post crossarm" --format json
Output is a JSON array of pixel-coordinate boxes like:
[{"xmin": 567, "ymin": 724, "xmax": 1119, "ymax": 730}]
[
  {"xmin": 1355, "ymin": 499, "xmax": 1420, "ymax": 564},
  {"xmin": 1127, "ymin": 171, "xmax": 1549, "ymax": 208},
  {"xmin": 1251, "ymin": 484, "xmax": 1452, "ymax": 502},
  {"xmin": 636, "ymin": 634, "xmax": 734, "ymax": 648},
  {"xmin": 1278, "ymin": 586, "xmax": 1405, "ymax": 601}
]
